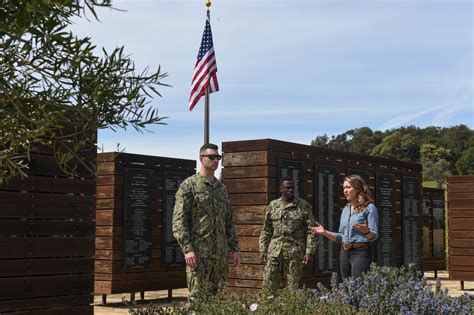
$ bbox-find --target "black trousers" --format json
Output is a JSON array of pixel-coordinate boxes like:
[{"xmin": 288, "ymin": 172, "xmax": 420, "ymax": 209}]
[{"xmin": 339, "ymin": 246, "xmax": 371, "ymax": 279}]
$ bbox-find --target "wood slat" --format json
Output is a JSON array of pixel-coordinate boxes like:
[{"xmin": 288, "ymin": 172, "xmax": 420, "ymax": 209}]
[
  {"xmin": 449, "ymin": 238, "xmax": 474, "ymax": 248},
  {"xmin": 11, "ymin": 305, "xmax": 92, "ymax": 315},
  {"xmin": 223, "ymin": 151, "xmax": 272, "ymax": 167},
  {"xmin": 230, "ymin": 193, "xmax": 274, "ymax": 205},
  {"xmin": 96, "ymin": 185, "xmax": 124, "ymax": 199},
  {"xmin": 233, "ymin": 252, "xmax": 263, "ymax": 265},
  {"xmin": 448, "ymin": 192, "xmax": 473, "ymax": 200},
  {"xmin": 449, "ymin": 271, "xmax": 474, "ymax": 281},
  {"xmin": 95, "ymin": 277, "xmax": 187, "ymax": 294},
  {"xmin": 233, "ymin": 205, "xmax": 266, "ymax": 224},
  {"xmin": 0, "ymin": 237, "xmax": 94, "ymax": 258},
  {"xmin": 95, "ymin": 270, "xmax": 184, "ymax": 281},
  {"xmin": 0, "ymin": 295, "xmax": 92, "ymax": 313},
  {"xmin": 448, "ymin": 182, "xmax": 474, "ymax": 193},
  {"xmin": 115, "ymin": 153, "xmax": 196, "ymax": 170},
  {"xmin": 228, "ymin": 264, "xmax": 264, "ymax": 279},
  {"xmin": 450, "ymin": 248, "xmax": 474, "ymax": 256},
  {"xmin": 95, "ymin": 248, "xmax": 161, "ymax": 260},
  {"xmin": 27, "ymin": 154, "xmax": 95, "ymax": 179},
  {"xmin": 97, "ymin": 175, "xmax": 124, "ymax": 186},
  {"xmin": 0, "ymin": 258, "xmax": 93, "ymax": 277},
  {"xmin": 0, "ymin": 220, "xmax": 95, "ymax": 236},
  {"xmin": 236, "ymin": 236, "xmax": 259, "ymax": 251},
  {"xmin": 227, "ymin": 278, "xmax": 262, "ymax": 289},
  {"xmin": 0, "ymin": 192, "xmax": 94, "ymax": 220},
  {"xmin": 448, "ymin": 175, "xmax": 474, "ymax": 183},
  {"xmin": 449, "ymin": 230, "xmax": 474, "ymax": 238},
  {"xmin": 449, "ymin": 210, "xmax": 474, "ymax": 218},
  {"xmin": 95, "ymin": 236, "xmax": 161, "ymax": 250},
  {"xmin": 97, "ymin": 161, "xmax": 119, "ymax": 176},
  {"xmin": 96, "ymin": 226, "xmax": 124, "ymax": 237},
  {"xmin": 31, "ymin": 141, "xmax": 96, "ymax": 158},
  {"xmin": 222, "ymin": 166, "xmax": 276, "ymax": 179},
  {"xmin": 225, "ymin": 178, "xmax": 276, "ymax": 193},
  {"xmin": 0, "ymin": 175, "xmax": 95, "ymax": 195},
  {"xmin": 448, "ymin": 199, "xmax": 474, "ymax": 210},
  {"xmin": 0, "ymin": 274, "xmax": 93, "ymax": 300},
  {"xmin": 448, "ymin": 218, "xmax": 474, "ymax": 230},
  {"xmin": 449, "ymin": 256, "xmax": 474, "ymax": 266},
  {"xmin": 236, "ymin": 224, "xmax": 262, "ymax": 237},
  {"xmin": 423, "ymin": 260, "xmax": 446, "ymax": 271},
  {"xmin": 96, "ymin": 198, "xmax": 123, "ymax": 210},
  {"xmin": 96, "ymin": 210, "xmax": 160, "ymax": 226},
  {"xmin": 449, "ymin": 265, "xmax": 474, "ymax": 271},
  {"xmin": 95, "ymin": 258, "xmax": 183, "ymax": 274}
]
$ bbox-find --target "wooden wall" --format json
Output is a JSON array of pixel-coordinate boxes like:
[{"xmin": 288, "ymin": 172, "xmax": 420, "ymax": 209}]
[
  {"xmin": 222, "ymin": 138, "xmax": 422, "ymax": 294},
  {"xmin": 422, "ymin": 187, "xmax": 446, "ymax": 272},
  {"xmin": 95, "ymin": 153, "xmax": 195, "ymax": 294},
  {"xmin": 448, "ymin": 175, "xmax": 474, "ymax": 281},
  {"xmin": 0, "ymin": 144, "xmax": 96, "ymax": 313}
]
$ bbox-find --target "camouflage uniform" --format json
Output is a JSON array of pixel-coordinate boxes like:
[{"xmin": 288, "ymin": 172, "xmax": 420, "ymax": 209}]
[
  {"xmin": 259, "ymin": 197, "xmax": 317, "ymax": 292},
  {"xmin": 172, "ymin": 173, "xmax": 239, "ymax": 302}
]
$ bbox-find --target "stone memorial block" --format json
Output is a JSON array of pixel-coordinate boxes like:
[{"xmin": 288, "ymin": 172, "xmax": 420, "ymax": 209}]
[
  {"xmin": 162, "ymin": 172, "xmax": 188, "ymax": 267},
  {"xmin": 375, "ymin": 172, "xmax": 396, "ymax": 266},
  {"xmin": 123, "ymin": 167, "xmax": 154, "ymax": 268},
  {"xmin": 314, "ymin": 164, "xmax": 340, "ymax": 274},
  {"xmin": 402, "ymin": 176, "xmax": 421, "ymax": 269},
  {"xmin": 432, "ymin": 196, "xmax": 445, "ymax": 258}
]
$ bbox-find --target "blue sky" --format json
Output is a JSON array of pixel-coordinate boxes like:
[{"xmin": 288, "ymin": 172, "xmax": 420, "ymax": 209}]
[{"xmin": 70, "ymin": 0, "xmax": 473, "ymax": 164}]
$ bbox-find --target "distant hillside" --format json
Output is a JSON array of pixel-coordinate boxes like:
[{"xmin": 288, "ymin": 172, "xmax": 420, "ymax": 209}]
[{"xmin": 311, "ymin": 125, "xmax": 473, "ymax": 188}]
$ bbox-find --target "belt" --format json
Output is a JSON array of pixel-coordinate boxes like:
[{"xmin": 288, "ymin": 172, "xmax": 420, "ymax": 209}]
[{"xmin": 342, "ymin": 242, "xmax": 370, "ymax": 251}]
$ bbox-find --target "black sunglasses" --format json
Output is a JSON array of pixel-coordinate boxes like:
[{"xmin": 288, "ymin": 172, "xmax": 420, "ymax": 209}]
[{"xmin": 200, "ymin": 154, "xmax": 222, "ymax": 161}]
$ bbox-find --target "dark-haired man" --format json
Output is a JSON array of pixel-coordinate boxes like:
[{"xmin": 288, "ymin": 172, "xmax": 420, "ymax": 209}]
[
  {"xmin": 172, "ymin": 143, "xmax": 240, "ymax": 303},
  {"xmin": 259, "ymin": 177, "xmax": 317, "ymax": 293}
]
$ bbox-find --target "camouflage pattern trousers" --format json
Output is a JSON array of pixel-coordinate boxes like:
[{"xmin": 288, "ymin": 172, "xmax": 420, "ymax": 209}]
[
  {"xmin": 186, "ymin": 256, "xmax": 229, "ymax": 303},
  {"xmin": 262, "ymin": 253, "xmax": 304, "ymax": 292}
]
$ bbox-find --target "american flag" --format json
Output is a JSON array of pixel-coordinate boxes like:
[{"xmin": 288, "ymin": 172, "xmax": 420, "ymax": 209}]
[{"xmin": 189, "ymin": 10, "xmax": 219, "ymax": 111}]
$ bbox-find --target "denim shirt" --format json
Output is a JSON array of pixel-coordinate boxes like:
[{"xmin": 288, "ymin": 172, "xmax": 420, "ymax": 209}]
[{"xmin": 335, "ymin": 203, "xmax": 379, "ymax": 244}]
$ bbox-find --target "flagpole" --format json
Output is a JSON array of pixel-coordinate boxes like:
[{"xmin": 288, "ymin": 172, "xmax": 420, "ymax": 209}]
[
  {"xmin": 204, "ymin": 86, "xmax": 210, "ymax": 144},
  {"xmin": 204, "ymin": 0, "xmax": 212, "ymax": 145}
]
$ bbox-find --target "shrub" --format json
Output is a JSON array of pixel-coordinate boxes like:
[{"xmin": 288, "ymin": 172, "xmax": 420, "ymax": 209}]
[
  {"xmin": 315, "ymin": 264, "xmax": 472, "ymax": 314},
  {"xmin": 128, "ymin": 265, "xmax": 473, "ymax": 314}
]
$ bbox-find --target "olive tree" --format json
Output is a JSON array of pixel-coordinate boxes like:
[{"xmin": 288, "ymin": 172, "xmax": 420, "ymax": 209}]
[{"xmin": 0, "ymin": 0, "xmax": 168, "ymax": 183}]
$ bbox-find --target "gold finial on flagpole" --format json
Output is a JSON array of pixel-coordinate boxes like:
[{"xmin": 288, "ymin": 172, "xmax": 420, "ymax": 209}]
[{"xmin": 205, "ymin": 0, "xmax": 211, "ymax": 8}]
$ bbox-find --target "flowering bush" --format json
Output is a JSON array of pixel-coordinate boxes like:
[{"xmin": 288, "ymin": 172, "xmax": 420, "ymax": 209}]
[
  {"xmin": 128, "ymin": 265, "xmax": 473, "ymax": 314},
  {"xmin": 314, "ymin": 264, "xmax": 472, "ymax": 314}
]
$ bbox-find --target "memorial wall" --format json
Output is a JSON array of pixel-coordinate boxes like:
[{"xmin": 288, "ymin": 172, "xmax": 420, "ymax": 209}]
[
  {"xmin": 95, "ymin": 153, "xmax": 195, "ymax": 296},
  {"xmin": 222, "ymin": 139, "xmax": 423, "ymax": 294}
]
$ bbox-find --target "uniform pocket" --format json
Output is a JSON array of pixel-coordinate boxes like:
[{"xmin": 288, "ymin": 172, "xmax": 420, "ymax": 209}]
[
  {"xmin": 194, "ymin": 192, "xmax": 210, "ymax": 206},
  {"xmin": 270, "ymin": 212, "xmax": 282, "ymax": 220},
  {"xmin": 288, "ymin": 211, "xmax": 303, "ymax": 225}
]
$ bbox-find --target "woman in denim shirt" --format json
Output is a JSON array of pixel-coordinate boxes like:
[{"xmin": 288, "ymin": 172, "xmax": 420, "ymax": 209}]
[{"xmin": 310, "ymin": 175, "xmax": 378, "ymax": 279}]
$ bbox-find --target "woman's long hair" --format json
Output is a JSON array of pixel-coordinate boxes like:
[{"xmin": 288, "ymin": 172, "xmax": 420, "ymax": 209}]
[{"xmin": 344, "ymin": 175, "xmax": 374, "ymax": 213}]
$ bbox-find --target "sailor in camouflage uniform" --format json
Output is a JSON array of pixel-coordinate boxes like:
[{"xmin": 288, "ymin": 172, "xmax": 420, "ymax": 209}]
[
  {"xmin": 259, "ymin": 176, "xmax": 318, "ymax": 293},
  {"xmin": 172, "ymin": 143, "xmax": 240, "ymax": 303}
]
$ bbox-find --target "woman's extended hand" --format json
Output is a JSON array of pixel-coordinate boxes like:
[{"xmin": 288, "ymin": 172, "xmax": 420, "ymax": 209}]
[{"xmin": 309, "ymin": 222, "xmax": 325, "ymax": 235}]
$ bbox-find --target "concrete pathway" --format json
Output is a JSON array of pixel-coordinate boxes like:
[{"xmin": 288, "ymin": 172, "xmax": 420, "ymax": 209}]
[{"xmin": 94, "ymin": 271, "xmax": 473, "ymax": 314}]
